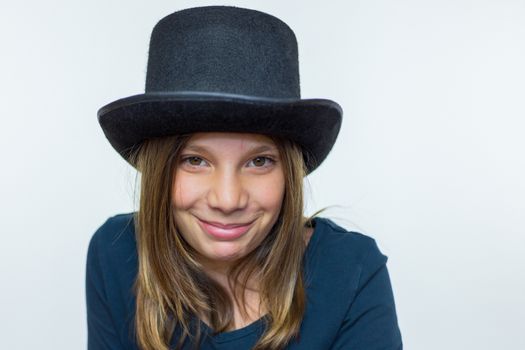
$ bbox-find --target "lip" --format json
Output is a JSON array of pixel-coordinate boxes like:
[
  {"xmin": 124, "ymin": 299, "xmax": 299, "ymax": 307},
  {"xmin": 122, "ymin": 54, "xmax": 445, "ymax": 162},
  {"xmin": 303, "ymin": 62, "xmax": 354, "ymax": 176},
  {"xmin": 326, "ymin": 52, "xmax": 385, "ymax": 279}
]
[{"xmin": 197, "ymin": 218, "xmax": 255, "ymax": 240}]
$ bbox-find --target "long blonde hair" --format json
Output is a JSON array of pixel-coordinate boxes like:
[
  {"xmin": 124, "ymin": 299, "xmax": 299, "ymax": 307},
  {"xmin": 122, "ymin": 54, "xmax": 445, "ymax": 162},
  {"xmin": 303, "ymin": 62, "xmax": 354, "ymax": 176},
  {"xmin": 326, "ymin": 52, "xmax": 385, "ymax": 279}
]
[{"xmin": 130, "ymin": 133, "xmax": 310, "ymax": 349}]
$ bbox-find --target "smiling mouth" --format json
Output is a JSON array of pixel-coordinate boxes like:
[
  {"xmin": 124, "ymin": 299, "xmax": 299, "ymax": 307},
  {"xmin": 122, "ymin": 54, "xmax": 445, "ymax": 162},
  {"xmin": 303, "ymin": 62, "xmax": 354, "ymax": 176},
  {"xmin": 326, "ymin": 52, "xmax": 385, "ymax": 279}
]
[
  {"xmin": 200, "ymin": 219, "xmax": 254, "ymax": 228},
  {"xmin": 196, "ymin": 217, "xmax": 255, "ymax": 240}
]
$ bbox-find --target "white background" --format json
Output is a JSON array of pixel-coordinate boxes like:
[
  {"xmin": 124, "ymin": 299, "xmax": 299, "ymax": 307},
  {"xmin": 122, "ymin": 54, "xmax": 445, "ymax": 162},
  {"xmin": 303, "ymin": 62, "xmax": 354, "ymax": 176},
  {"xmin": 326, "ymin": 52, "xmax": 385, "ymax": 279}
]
[{"xmin": 1, "ymin": 0, "xmax": 524, "ymax": 349}]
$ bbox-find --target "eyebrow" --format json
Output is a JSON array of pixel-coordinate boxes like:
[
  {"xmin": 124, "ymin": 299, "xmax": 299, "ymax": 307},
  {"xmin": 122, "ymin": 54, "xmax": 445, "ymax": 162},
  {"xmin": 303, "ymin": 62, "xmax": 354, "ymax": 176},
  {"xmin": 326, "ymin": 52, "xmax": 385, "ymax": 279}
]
[{"xmin": 183, "ymin": 144, "xmax": 278, "ymax": 154}]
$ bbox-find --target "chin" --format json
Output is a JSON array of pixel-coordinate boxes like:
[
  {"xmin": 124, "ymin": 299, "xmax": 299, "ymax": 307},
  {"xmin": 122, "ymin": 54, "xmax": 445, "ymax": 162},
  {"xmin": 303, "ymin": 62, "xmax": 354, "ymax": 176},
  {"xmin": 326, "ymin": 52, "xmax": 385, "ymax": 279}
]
[{"xmin": 204, "ymin": 243, "xmax": 249, "ymax": 262}]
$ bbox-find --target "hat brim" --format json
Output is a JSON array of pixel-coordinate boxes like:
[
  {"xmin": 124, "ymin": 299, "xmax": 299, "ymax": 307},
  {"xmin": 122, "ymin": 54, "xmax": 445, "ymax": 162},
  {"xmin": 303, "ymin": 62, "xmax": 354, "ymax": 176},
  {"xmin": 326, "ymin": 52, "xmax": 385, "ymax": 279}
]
[{"xmin": 98, "ymin": 92, "xmax": 342, "ymax": 174}]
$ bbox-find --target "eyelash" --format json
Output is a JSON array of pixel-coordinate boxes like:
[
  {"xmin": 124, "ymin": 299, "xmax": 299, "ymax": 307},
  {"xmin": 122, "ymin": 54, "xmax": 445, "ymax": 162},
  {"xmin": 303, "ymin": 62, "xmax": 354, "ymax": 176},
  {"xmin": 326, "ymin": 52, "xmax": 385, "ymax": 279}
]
[{"xmin": 180, "ymin": 155, "xmax": 276, "ymax": 168}]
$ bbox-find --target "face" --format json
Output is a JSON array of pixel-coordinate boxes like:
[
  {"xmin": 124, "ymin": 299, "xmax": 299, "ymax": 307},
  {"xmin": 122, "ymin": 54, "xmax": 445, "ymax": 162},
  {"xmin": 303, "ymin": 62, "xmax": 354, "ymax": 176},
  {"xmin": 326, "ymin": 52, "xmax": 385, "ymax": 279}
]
[{"xmin": 172, "ymin": 132, "xmax": 285, "ymax": 271}]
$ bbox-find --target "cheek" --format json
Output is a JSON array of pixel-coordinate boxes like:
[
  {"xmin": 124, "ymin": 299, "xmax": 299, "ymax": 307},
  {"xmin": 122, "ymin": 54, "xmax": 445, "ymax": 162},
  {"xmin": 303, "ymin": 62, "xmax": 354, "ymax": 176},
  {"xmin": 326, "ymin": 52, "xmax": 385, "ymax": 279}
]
[
  {"xmin": 172, "ymin": 171, "xmax": 207, "ymax": 208},
  {"xmin": 250, "ymin": 173, "xmax": 285, "ymax": 211}
]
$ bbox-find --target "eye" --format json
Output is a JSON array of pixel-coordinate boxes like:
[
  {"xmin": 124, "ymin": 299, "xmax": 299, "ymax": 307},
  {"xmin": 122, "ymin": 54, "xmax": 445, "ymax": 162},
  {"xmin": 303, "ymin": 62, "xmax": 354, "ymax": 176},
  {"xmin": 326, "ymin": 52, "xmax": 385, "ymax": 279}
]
[
  {"xmin": 247, "ymin": 156, "xmax": 275, "ymax": 168},
  {"xmin": 182, "ymin": 156, "xmax": 208, "ymax": 167}
]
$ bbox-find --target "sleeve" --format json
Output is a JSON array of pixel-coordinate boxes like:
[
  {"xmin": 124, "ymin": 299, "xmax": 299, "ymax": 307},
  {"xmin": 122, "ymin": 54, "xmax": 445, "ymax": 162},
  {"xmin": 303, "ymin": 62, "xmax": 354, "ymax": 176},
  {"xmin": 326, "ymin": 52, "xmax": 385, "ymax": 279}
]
[
  {"xmin": 86, "ymin": 225, "xmax": 126, "ymax": 350},
  {"xmin": 330, "ymin": 240, "xmax": 403, "ymax": 350}
]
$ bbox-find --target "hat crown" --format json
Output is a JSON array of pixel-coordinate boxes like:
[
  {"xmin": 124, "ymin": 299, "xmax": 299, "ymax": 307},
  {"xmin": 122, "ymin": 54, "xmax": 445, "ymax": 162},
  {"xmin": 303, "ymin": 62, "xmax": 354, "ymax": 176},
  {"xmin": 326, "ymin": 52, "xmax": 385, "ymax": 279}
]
[{"xmin": 145, "ymin": 6, "xmax": 301, "ymax": 99}]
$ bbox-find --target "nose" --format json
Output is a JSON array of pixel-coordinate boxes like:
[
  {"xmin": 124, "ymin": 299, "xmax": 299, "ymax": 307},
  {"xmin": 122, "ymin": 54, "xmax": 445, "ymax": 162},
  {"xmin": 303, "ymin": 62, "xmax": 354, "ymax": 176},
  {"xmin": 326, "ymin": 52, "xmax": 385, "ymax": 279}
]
[{"xmin": 207, "ymin": 168, "xmax": 248, "ymax": 214}]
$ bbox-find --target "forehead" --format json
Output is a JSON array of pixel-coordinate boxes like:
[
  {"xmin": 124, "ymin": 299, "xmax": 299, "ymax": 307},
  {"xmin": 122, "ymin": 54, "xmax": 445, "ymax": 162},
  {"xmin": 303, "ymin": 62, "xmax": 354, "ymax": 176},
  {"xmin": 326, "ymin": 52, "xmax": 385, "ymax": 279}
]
[{"xmin": 183, "ymin": 132, "xmax": 279, "ymax": 152}]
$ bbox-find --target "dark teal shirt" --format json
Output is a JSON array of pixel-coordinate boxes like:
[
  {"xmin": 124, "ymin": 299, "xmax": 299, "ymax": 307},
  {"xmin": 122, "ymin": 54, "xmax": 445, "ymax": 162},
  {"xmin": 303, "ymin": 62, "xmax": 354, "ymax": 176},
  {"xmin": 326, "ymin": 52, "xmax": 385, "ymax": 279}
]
[{"xmin": 86, "ymin": 213, "xmax": 402, "ymax": 349}]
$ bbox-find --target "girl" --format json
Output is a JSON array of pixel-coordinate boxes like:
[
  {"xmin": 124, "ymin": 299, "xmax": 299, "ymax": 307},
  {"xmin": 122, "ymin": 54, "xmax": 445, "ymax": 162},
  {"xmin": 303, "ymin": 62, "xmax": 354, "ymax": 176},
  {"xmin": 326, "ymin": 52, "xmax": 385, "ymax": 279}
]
[{"xmin": 86, "ymin": 6, "xmax": 402, "ymax": 350}]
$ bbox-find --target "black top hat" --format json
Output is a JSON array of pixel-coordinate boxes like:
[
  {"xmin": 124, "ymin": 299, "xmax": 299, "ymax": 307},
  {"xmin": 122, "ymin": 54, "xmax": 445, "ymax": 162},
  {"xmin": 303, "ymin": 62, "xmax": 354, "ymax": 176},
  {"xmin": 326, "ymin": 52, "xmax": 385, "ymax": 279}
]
[{"xmin": 98, "ymin": 5, "xmax": 342, "ymax": 173}]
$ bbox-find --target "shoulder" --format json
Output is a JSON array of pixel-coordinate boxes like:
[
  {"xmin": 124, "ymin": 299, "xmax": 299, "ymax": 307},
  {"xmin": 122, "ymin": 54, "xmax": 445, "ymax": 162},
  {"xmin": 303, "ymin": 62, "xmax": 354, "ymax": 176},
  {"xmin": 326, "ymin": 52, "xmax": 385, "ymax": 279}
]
[
  {"xmin": 88, "ymin": 212, "xmax": 136, "ymax": 255},
  {"xmin": 305, "ymin": 216, "xmax": 388, "ymax": 289},
  {"xmin": 305, "ymin": 217, "xmax": 389, "ymax": 306},
  {"xmin": 86, "ymin": 213, "xmax": 138, "ymax": 348},
  {"xmin": 87, "ymin": 212, "xmax": 138, "ymax": 280},
  {"xmin": 298, "ymin": 217, "xmax": 394, "ymax": 347},
  {"xmin": 90, "ymin": 212, "xmax": 135, "ymax": 241},
  {"xmin": 308, "ymin": 217, "xmax": 387, "ymax": 271}
]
